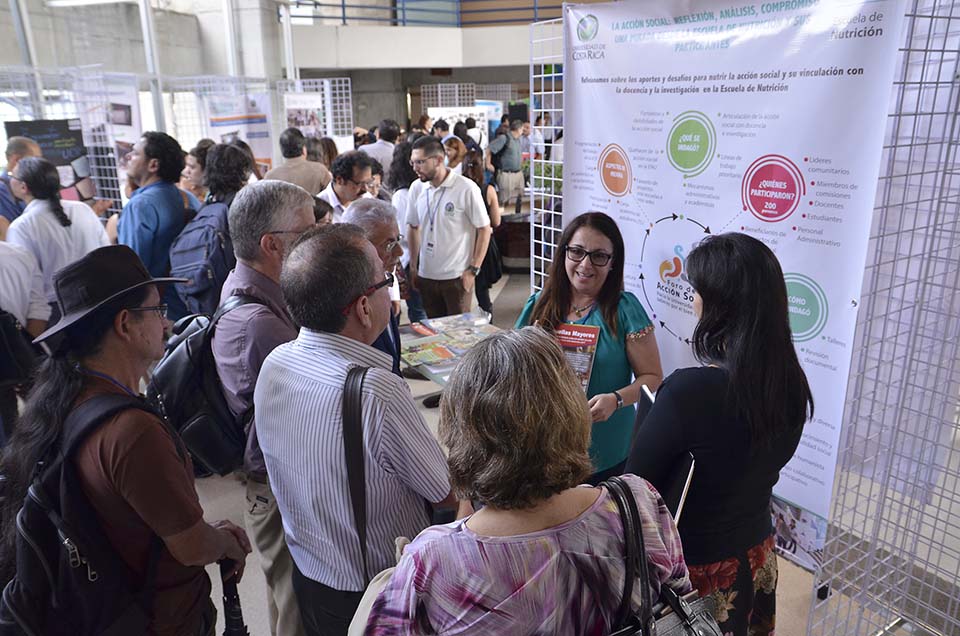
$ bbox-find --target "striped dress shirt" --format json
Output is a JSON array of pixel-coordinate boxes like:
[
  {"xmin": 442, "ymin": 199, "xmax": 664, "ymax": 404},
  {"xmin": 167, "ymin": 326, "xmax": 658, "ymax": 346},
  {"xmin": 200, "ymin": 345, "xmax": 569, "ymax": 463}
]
[{"xmin": 254, "ymin": 329, "xmax": 451, "ymax": 592}]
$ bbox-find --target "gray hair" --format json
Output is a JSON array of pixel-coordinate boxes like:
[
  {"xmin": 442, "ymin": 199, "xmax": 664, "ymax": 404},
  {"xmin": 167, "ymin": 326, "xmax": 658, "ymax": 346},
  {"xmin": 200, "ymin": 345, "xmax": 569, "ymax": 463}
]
[
  {"xmin": 229, "ymin": 180, "xmax": 314, "ymax": 261},
  {"xmin": 340, "ymin": 198, "xmax": 397, "ymax": 236},
  {"xmin": 280, "ymin": 224, "xmax": 374, "ymax": 333}
]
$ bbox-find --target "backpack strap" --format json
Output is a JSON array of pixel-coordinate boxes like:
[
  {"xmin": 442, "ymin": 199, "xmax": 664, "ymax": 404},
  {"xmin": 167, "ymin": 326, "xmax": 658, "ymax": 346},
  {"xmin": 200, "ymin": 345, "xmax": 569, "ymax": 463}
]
[
  {"xmin": 342, "ymin": 365, "xmax": 370, "ymax": 585},
  {"xmin": 210, "ymin": 294, "xmax": 262, "ymax": 327}
]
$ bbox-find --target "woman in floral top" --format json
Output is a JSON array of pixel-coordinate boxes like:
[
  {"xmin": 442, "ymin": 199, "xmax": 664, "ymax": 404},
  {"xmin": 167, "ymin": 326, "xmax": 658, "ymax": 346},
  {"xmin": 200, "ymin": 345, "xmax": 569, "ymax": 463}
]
[{"xmin": 365, "ymin": 327, "xmax": 690, "ymax": 635}]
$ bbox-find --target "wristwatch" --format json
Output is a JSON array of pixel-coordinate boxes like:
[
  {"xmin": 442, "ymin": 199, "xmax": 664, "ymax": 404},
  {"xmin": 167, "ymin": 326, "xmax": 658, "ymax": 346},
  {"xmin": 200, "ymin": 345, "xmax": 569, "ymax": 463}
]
[
  {"xmin": 467, "ymin": 266, "xmax": 481, "ymax": 276},
  {"xmin": 613, "ymin": 390, "xmax": 624, "ymax": 409}
]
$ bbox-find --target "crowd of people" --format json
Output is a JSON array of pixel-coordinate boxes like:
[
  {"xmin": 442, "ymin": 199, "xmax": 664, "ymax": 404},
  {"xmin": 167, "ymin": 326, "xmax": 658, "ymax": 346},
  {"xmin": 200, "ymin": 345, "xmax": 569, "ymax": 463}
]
[{"xmin": 0, "ymin": 114, "xmax": 811, "ymax": 636}]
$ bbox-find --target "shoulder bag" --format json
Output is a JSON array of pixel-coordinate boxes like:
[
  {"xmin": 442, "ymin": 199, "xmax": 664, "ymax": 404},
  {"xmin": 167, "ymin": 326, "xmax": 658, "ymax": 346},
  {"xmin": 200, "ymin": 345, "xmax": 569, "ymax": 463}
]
[{"xmin": 604, "ymin": 476, "xmax": 723, "ymax": 636}]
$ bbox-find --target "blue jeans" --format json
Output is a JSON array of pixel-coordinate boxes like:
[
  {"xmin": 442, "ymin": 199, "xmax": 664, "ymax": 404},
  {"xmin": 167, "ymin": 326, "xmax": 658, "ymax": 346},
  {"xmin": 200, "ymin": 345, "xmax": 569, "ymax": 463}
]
[{"xmin": 405, "ymin": 264, "xmax": 427, "ymax": 323}]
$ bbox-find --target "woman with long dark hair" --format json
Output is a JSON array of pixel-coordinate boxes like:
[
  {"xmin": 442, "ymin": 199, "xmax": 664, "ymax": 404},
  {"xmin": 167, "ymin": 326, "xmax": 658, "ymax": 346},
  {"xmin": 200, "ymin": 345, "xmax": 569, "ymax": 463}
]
[
  {"xmin": 461, "ymin": 149, "xmax": 501, "ymax": 316},
  {"xmin": 516, "ymin": 212, "xmax": 663, "ymax": 483},
  {"xmin": 6, "ymin": 156, "xmax": 109, "ymax": 306},
  {"xmin": 625, "ymin": 232, "xmax": 814, "ymax": 636},
  {"xmin": 318, "ymin": 137, "xmax": 339, "ymax": 169},
  {"xmin": 387, "ymin": 141, "xmax": 427, "ymax": 323}
]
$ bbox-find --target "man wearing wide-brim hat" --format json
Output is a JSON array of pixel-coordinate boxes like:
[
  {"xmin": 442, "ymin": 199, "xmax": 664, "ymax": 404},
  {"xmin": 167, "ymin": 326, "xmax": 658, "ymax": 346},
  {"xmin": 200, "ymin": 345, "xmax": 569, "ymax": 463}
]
[{"xmin": 0, "ymin": 245, "xmax": 251, "ymax": 636}]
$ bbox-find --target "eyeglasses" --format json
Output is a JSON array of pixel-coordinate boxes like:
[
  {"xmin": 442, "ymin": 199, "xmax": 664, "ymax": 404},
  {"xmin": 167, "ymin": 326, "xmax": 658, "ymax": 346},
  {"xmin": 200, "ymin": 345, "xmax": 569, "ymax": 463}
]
[
  {"xmin": 384, "ymin": 234, "xmax": 404, "ymax": 253},
  {"xmin": 349, "ymin": 179, "xmax": 374, "ymax": 189},
  {"xmin": 565, "ymin": 245, "xmax": 614, "ymax": 267},
  {"xmin": 266, "ymin": 225, "xmax": 314, "ymax": 238},
  {"xmin": 341, "ymin": 271, "xmax": 395, "ymax": 316},
  {"xmin": 410, "ymin": 156, "xmax": 441, "ymax": 168},
  {"xmin": 129, "ymin": 304, "xmax": 168, "ymax": 319}
]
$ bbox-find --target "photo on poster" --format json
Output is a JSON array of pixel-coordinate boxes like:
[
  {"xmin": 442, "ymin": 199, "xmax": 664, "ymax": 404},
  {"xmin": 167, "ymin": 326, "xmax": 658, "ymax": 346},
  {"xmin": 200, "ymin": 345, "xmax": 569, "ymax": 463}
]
[
  {"xmin": 109, "ymin": 103, "xmax": 133, "ymax": 127},
  {"xmin": 206, "ymin": 94, "xmax": 274, "ymax": 172},
  {"xmin": 771, "ymin": 497, "xmax": 826, "ymax": 571},
  {"xmin": 284, "ymin": 92, "xmax": 328, "ymax": 139}
]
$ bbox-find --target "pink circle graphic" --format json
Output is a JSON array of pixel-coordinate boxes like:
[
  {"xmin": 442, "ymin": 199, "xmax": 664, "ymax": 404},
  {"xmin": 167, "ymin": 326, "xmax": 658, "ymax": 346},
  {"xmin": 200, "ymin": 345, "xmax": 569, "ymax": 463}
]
[{"xmin": 741, "ymin": 155, "xmax": 805, "ymax": 223}]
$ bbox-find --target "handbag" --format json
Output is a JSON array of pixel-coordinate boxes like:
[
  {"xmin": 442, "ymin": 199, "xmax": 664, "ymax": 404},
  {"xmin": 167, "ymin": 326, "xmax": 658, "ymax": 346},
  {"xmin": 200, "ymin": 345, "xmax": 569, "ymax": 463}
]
[
  {"xmin": 604, "ymin": 476, "xmax": 723, "ymax": 636},
  {"xmin": 0, "ymin": 309, "xmax": 38, "ymax": 388}
]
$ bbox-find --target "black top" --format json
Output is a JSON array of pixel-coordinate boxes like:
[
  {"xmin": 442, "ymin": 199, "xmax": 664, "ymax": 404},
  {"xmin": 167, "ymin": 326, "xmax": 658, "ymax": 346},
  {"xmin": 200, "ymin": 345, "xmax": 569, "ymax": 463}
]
[{"xmin": 625, "ymin": 366, "xmax": 802, "ymax": 565}]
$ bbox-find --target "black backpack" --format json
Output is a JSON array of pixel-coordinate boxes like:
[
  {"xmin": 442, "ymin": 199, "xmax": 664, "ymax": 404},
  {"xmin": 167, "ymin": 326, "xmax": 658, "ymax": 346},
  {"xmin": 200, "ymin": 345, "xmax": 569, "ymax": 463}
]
[
  {"xmin": 0, "ymin": 393, "xmax": 166, "ymax": 635},
  {"xmin": 169, "ymin": 200, "xmax": 237, "ymax": 317},
  {"xmin": 146, "ymin": 295, "xmax": 262, "ymax": 476}
]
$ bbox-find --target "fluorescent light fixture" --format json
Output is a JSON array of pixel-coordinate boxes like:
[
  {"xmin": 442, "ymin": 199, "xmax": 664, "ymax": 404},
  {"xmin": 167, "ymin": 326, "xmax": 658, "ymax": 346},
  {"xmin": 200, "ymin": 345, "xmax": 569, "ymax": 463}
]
[{"xmin": 45, "ymin": 0, "xmax": 134, "ymax": 7}]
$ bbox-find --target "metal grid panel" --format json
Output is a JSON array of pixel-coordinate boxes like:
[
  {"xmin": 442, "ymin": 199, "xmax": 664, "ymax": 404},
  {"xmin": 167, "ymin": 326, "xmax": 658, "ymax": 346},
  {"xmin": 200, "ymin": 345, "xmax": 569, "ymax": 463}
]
[
  {"xmin": 476, "ymin": 83, "xmax": 518, "ymax": 103},
  {"xmin": 808, "ymin": 1, "xmax": 960, "ymax": 634},
  {"xmin": 275, "ymin": 78, "xmax": 355, "ymax": 137},
  {"xmin": 529, "ymin": 19, "xmax": 564, "ymax": 291},
  {"xmin": 420, "ymin": 83, "xmax": 477, "ymax": 109},
  {"xmin": 154, "ymin": 75, "xmax": 271, "ymax": 153},
  {"xmin": 0, "ymin": 66, "xmax": 121, "ymax": 213}
]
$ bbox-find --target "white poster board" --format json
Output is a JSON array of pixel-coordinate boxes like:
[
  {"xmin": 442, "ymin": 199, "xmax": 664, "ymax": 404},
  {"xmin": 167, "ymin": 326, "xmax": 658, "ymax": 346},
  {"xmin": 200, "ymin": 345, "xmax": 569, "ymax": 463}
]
[
  {"xmin": 284, "ymin": 92, "xmax": 329, "ymax": 139},
  {"xmin": 104, "ymin": 75, "xmax": 141, "ymax": 204},
  {"xmin": 204, "ymin": 93, "xmax": 274, "ymax": 173},
  {"xmin": 563, "ymin": 0, "xmax": 905, "ymax": 569}
]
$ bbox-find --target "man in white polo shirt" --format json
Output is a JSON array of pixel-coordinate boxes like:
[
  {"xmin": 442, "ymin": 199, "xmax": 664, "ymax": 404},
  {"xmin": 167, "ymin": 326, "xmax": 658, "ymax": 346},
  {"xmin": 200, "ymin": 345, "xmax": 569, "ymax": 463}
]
[{"xmin": 406, "ymin": 136, "xmax": 491, "ymax": 317}]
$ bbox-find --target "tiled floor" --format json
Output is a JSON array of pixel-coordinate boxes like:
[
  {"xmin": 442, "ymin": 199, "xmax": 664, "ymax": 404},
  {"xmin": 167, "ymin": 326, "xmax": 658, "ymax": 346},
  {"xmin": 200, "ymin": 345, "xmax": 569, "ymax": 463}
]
[{"xmin": 196, "ymin": 271, "xmax": 817, "ymax": 635}]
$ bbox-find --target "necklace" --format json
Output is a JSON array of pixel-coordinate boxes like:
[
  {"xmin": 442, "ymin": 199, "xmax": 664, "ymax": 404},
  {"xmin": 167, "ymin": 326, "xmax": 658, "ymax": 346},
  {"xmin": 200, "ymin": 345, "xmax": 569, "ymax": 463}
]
[{"xmin": 571, "ymin": 301, "xmax": 595, "ymax": 317}]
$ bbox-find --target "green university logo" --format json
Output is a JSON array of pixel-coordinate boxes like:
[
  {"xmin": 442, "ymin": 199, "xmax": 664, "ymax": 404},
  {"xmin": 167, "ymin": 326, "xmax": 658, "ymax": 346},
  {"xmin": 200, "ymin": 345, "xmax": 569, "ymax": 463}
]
[{"xmin": 577, "ymin": 15, "xmax": 599, "ymax": 41}]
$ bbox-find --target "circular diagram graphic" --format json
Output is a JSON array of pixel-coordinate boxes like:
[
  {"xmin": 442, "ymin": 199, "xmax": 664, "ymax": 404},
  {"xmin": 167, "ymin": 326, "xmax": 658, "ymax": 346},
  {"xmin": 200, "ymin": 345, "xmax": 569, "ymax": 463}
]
[
  {"xmin": 666, "ymin": 111, "xmax": 716, "ymax": 178},
  {"xmin": 741, "ymin": 154, "xmax": 805, "ymax": 222},
  {"xmin": 784, "ymin": 273, "xmax": 828, "ymax": 342},
  {"xmin": 597, "ymin": 144, "xmax": 632, "ymax": 197}
]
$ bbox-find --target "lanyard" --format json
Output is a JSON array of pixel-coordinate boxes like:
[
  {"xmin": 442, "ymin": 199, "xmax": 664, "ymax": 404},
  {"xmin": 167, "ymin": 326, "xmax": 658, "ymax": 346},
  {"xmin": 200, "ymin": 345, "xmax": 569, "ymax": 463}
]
[
  {"xmin": 79, "ymin": 366, "xmax": 139, "ymax": 398},
  {"xmin": 424, "ymin": 187, "xmax": 447, "ymax": 236}
]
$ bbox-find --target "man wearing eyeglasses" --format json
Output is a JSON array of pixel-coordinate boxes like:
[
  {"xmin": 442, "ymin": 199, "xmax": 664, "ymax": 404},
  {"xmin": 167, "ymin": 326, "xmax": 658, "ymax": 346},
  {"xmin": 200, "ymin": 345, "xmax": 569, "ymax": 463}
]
[
  {"xmin": 255, "ymin": 224, "xmax": 462, "ymax": 636},
  {"xmin": 406, "ymin": 136, "xmax": 491, "ymax": 318},
  {"xmin": 317, "ymin": 150, "xmax": 373, "ymax": 223},
  {"xmin": 342, "ymin": 198, "xmax": 405, "ymax": 376},
  {"xmin": 210, "ymin": 180, "xmax": 316, "ymax": 636}
]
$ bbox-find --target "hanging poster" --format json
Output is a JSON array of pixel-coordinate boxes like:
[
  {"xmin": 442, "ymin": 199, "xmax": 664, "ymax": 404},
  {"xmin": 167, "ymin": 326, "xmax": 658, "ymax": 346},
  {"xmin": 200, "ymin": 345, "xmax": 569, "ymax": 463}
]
[
  {"xmin": 104, "ymin": 75, "xmax": 142, "ymax": 203},
  {"xmin": 563, "ymin": 0, "xmax": 906, "ymax": 570},
  {"xmin": 4, "ymin": 119, "xmax": 95, "ymax": 202},
  {"xmin": 204, "ymin": 93, "xmax": 274, "ymax": 174},
  {"xmin": 284, "ymin": 92, "xmax": 328, "ymax": 139}
]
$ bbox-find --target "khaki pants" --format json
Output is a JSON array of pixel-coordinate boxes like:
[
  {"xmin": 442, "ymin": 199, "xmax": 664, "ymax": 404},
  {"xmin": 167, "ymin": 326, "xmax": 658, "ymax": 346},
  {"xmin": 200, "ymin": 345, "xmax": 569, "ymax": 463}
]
[
  {"xmin": 244, "ymin": 478, "xmax": 305, "ymax": 636},
  {"xmin": 417, "ymin": 276, "xmax": 471, "ymax": 318},
  {"xmin": 496, "ymin": 170, "xmax": 525, "ymax": 206}
]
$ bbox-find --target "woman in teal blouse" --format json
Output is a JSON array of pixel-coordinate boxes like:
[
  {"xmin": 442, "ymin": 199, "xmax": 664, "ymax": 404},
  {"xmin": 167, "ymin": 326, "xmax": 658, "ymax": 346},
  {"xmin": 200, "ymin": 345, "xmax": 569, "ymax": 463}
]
[{"xmin": 516, "ymin": 212, "xmax": 663, "ymax": 482}]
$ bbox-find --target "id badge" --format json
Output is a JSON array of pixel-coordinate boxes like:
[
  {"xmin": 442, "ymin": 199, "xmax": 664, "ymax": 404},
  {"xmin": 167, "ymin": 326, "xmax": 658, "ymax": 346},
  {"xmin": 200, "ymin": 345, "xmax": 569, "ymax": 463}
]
[{"xmin": 425, "ymin": 241, "xmax": 436, "ymax": 257}]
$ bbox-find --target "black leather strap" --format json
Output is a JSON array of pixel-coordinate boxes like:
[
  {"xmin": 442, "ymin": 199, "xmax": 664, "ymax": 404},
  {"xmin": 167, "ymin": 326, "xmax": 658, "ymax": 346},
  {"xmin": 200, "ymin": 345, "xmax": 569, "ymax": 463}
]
[
  {"xmin": 606, "ymin": 476, "xmax": 656, "ymax": 635},
  {"xmin": 606, "ymin": 477, "xmax": 637, "ymax": 630},
  {"xmin": 342, "ymin": 366, "xmax": 370, "ymax": 584}
]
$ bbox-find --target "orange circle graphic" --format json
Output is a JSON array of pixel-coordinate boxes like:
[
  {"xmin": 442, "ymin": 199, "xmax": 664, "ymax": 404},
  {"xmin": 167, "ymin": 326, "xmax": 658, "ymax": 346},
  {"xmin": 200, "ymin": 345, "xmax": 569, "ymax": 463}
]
[{"xmin": 598, "ymin": 144, "xmax": 631, "ymax": 197}]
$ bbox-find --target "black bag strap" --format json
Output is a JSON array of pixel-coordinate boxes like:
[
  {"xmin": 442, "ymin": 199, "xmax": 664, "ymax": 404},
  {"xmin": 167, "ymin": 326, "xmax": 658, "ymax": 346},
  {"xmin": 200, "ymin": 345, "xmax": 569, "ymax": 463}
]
[
  {"xmin": 342, "ymin": 365, "xmax": 370, "ymax": 585},
  {"xmin": 605, "ymin": 476, "xmax": 655, "ymax": 635},
  {"xmin": 210, "ymin": 294, "xmax": 261, "ymax": 327},
  {"xmin": 50, "ymin": 393, "xmax": 167, "ymax": 616}
]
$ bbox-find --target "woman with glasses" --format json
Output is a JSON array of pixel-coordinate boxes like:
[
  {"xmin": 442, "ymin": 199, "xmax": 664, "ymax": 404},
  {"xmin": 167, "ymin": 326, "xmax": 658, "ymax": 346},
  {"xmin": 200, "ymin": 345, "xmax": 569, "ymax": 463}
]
[{"xmin": 516, "ymin": 212, "xmax": 663, "ymax": 484}]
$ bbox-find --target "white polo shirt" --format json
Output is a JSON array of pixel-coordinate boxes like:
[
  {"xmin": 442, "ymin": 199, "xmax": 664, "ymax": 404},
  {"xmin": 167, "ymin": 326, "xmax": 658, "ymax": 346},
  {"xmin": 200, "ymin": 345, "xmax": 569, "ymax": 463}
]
[
  {"xmin": 406, "ymin": 170, "xmax": 488, "ymax": 281},
  {"xmin": 7, "ymin": 199, "xmax": 110, "ymax": 303},
  {"xmin": 0, "ymin": 242, "xmax": 50, "ymax": 325}
]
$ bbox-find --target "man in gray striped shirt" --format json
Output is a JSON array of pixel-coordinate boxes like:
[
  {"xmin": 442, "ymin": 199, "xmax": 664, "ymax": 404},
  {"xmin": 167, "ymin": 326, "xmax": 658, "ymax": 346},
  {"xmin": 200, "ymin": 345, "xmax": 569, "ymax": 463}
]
[{"xmin": 255, "ymin": 223, "xmax": 457, "ymax": 636}]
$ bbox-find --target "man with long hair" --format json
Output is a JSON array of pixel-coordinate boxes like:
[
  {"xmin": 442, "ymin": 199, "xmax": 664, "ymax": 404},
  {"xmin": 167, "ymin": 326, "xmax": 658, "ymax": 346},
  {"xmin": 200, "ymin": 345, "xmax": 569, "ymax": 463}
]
[{"xmin": 0, "ymin": 245, "xmax": 250, "ymax": 635}]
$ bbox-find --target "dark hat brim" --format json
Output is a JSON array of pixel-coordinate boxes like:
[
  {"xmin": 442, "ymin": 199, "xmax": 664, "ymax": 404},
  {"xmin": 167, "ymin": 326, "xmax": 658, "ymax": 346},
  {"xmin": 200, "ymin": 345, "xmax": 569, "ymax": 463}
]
[{"xmin": 33, "ymin": 276, "xmax": 188, "ymax": 344}]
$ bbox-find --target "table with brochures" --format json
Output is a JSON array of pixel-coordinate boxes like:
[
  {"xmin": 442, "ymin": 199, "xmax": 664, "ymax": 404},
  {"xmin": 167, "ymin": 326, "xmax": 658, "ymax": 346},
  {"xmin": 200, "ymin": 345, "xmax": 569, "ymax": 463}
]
[{"xmin": 398, "ymin": 312, "xmax": 501, "ymax": 386}]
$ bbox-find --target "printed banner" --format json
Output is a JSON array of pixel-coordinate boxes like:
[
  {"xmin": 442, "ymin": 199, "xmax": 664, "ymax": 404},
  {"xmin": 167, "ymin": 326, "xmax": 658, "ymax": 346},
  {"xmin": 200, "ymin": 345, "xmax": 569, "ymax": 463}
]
[
  {"xmin": 563, "ymin": 0, "xmax": 905, "ymax": 568},
  {"xmin": 204, "ymin": 93, "xmax": 274, "ymax": 174}
]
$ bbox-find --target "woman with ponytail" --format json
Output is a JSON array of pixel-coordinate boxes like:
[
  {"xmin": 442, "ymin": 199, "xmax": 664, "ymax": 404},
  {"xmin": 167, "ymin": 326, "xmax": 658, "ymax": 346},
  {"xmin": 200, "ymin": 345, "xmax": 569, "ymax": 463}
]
[{"xmin": 6, "ymin": 156, "xmax": 109, "ymax": 307}]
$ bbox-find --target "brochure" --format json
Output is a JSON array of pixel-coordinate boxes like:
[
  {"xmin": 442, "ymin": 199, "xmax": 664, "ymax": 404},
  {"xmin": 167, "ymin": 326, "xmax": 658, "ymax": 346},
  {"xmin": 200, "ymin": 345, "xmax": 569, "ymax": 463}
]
[
  {"xmin": 554, "ymin": 324, "xmax": 600, "ymax": 393},
  {"xmin": 400, "ymin": 336, "xmax": 457, "ymax": 367}
]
